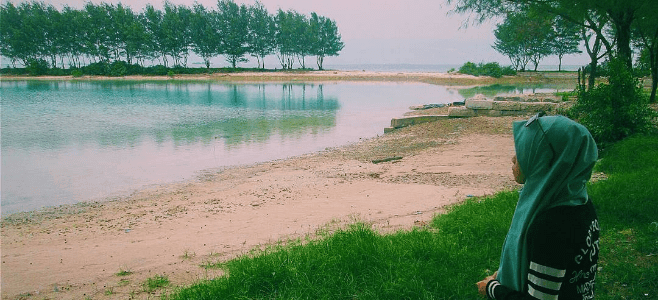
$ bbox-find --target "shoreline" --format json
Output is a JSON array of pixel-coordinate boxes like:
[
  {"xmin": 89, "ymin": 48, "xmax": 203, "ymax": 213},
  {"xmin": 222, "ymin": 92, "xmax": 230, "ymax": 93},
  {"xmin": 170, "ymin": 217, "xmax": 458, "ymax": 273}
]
[
  {"xmin": 0, "ymin": 69, "xmax": 579, "ymax": 86},
  {"xmin": 1, "ymin": 72, "xmax": 542, "ymax": 299},
  {"xmin": 1, "ymin": 112, "xmax": 524, "ymax": 300}
]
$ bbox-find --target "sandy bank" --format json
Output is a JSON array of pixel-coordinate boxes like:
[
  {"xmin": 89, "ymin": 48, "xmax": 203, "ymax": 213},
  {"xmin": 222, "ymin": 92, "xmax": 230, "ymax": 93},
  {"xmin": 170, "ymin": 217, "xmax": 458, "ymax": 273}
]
[
  {"xmin": 1, "ymin": 70, "xmax": 578, "ymax": 85},
  {"xmin": 1, "ymin": 112, "xmax": 525, "ymax": 299}
]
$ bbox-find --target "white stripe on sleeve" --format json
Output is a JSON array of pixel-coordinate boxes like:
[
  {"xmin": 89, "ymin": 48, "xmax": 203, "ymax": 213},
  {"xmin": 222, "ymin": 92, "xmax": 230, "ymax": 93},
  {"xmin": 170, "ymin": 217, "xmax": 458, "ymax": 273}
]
[
  {"xmin": 528, "ymin": 285, "xmax": 559, "ymax": 300},
  {"xmin": 529, "ymin": 261, "xmax": 566, "ymax": 278},
  {"xmin": 528, "ymin": 273, "xmax": 562, "ymax": 291}
]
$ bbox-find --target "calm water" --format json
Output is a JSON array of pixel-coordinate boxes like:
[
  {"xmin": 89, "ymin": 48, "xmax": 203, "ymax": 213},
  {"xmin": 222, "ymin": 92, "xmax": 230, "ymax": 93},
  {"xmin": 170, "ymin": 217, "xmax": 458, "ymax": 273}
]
[
  {"xmin": 2, "ymin": 80, "xmax": 476, "ymax": 215},
  {"xmin": 1, "ymin": 81, "xmax": 572, "ymax": 215}
]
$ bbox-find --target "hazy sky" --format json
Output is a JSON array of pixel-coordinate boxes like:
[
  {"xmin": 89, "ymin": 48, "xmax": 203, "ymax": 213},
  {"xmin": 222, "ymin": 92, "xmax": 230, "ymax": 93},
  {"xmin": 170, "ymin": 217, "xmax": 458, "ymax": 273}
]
[{"xmin": 6, "ymin": 0, "xmax": 591, "ymax": 68}]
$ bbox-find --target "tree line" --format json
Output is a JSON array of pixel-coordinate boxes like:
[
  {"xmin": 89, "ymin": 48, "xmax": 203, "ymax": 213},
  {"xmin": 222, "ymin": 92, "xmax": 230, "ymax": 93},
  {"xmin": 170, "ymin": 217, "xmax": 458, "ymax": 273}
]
[{"xmin": 0, "ymin": 0, "xmax": 345, "ymax": 72}]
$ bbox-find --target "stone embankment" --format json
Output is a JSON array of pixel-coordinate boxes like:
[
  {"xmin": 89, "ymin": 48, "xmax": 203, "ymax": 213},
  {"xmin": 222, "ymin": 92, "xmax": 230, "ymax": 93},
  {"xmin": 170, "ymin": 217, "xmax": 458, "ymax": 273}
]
[{"xmin": 386, "ymin": 93, "xmax": 565, "ymax": 132}]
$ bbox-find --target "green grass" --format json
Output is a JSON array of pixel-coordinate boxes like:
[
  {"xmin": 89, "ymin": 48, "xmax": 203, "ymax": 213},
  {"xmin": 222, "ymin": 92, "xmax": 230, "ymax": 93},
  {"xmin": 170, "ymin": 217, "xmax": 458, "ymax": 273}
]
[
  {"xmin": 165, "ymin": 134, "xmax": 658, "ymax": 300},
  {"xmin": 144, "ymin": 274, "xmax": 170, "ymax": 293},
  {"xmin": 589, "ymin": 134, "xmax": 658, "ymax": 299}
]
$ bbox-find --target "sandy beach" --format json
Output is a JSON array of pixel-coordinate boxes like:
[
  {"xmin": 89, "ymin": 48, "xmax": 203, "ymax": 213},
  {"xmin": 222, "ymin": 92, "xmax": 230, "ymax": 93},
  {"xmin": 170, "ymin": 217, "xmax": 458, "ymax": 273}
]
[{"xmin": 1, "ymin": 72, "xmax": 534, "ymax": 299}]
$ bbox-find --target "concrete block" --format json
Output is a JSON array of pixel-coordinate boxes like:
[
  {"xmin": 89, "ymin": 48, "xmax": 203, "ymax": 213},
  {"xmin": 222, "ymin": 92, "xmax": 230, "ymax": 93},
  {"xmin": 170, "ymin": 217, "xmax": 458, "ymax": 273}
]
[
  {"xmin": 471, "ymin": 94, "xmax": 488, "ymax": 101},
  {"xmin": 465, "ymin": 99, "xmax": 494, "ymax": 110},
  {"xmin": 448, "ymin": 106, "xmax": 475, "ymax": 117}
]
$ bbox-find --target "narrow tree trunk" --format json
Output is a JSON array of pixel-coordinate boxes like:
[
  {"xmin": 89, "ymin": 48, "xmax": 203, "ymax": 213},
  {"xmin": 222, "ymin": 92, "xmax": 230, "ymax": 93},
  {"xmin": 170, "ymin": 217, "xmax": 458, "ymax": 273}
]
[
  {"xmin": 317, "ymin": 56, "xmax": 324, "ymax": 70},
  {"xmin": 610, "ymin": 9, "xmax": 634, "ymax": 70},
  {"xmin": 588, "ymin": 60, "xmax": 598, "ymax": 91},
  {"xmin": 650, "ymin": 45, "xmax": 658, "ymax": 103}
]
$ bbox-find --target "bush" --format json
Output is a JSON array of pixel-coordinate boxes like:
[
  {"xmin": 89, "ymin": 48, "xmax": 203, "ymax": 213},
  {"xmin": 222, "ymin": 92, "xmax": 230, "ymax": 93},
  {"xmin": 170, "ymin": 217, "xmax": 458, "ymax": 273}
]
[
  {"xmin": 458, "ymin": 62, "xmax": 479, "ymax": 76},
  {"xmin": 569, "ymin": 58, "xmax": 656, "ymax": 149},
  {"xmin": 25, "ymin": 58, "xmax": 50, "ymax": 76},
  {"xmin": 71, "ymin": 69, "xmax": 83, "ymax": 77},
  {"xmin": 145, "ymin": 65, "xmax": 169, "ymax": 76},
  {"xmin": 82, "ymin": 61, "xmax": 110, "ymax": 76},
  {"xmin": 458, "ymin": 61, "xmax": 516, "ymax": 78}
]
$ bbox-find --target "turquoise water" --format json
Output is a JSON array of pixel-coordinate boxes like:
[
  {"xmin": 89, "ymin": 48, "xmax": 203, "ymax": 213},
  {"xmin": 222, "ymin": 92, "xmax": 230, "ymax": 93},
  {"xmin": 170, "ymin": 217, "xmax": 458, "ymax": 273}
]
[{"xmin": 1, "ymin": 80, "xmax": 468, "ymax": 215}]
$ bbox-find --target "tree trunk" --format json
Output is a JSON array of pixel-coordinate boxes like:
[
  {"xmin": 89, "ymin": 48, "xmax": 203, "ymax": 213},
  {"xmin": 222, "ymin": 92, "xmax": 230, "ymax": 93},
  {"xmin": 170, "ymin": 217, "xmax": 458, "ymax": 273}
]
[
  {"xmin": 650, "ymin": 44, "xmax": 657, "ymax": 103},
  {"xmin": 651, "ymin": 72, "xmax": 657, "ymax": 104},
  {"xmin": 588, "ymin": 60, "xmax": 598, "ymax": 91},
  {"xmin": 609, "ymin": 9, "xmax": 634, "ymax": 69},
  {"xmin": 317, "ymin": 56, "xmax": 324, "ymax": 70}
]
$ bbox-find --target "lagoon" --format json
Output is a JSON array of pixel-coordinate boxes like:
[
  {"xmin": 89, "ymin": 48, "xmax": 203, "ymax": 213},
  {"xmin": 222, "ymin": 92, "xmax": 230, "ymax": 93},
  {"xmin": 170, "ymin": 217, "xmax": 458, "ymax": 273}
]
[{"xmin": 1, "ymin": 80, "xmax": 569, "ymax": 215}]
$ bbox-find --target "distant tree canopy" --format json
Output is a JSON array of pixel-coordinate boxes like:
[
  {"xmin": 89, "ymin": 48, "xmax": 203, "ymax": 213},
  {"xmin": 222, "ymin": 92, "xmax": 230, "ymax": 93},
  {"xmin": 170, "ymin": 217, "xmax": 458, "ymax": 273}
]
[
  {"xmin": 447, "ymin": 0, "xmax": 658, "ymax": 102},
  {"xmin": 0, "ymin": 0, "xmax": 344, "ymax": 71},
  {"xmin": 492, "ymin": 10, "xmax": 580, "ymax": 72}
]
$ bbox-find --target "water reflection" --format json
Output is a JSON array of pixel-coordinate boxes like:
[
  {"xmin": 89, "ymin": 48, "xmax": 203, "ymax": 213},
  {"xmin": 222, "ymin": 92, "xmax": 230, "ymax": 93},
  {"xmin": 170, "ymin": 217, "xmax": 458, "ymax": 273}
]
[
  {"xmin": 1, "ymin": 81, "xmax": 339, "ymax": 150},
  {"xmin": 457, "ymin": 83, "xmax": 573, "ymax": 99}
]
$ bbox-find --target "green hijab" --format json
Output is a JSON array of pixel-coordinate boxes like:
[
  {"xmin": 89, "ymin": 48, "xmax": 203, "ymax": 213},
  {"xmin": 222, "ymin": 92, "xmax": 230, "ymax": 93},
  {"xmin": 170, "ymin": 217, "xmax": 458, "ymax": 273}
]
[{"xmin": 497, "ymin": 115, "xmax": 598, "ymax": 291}]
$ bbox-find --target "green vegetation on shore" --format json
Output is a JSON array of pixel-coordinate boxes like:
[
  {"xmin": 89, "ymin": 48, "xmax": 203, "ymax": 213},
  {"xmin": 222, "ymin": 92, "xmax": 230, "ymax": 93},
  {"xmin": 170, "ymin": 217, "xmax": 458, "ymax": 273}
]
[{"xmin": 165, "ymin": 134, "xmax": 658, "ymax": 299}]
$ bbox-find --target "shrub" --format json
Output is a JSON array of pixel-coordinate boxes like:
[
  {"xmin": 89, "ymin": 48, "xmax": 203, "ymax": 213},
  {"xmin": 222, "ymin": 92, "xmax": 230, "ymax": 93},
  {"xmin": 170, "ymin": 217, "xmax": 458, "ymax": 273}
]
[
  {"xmin": 569, "ymin": 58, "xmax": 656, "ymax": 149},
  {"xmin": 146, "ymin": 65, "xmax": 169, "ymax": 76},
  {"xmin": 458, "ymin": 61, "xmax": 516, "ymax": 78},
  {"xmin": 458, "ymin": 62, "xmax": 479, "ymax": 76},
  {"xmin": 82, "ymin": 61, "xmax": 110, "ymax": 76},
  {"xmin": 25, "ymin": 59, "xmax": 50, "ymax": 76},
  {"xmin": 71, "ymin": 69, "xmax": 83, "ymax": 77}
]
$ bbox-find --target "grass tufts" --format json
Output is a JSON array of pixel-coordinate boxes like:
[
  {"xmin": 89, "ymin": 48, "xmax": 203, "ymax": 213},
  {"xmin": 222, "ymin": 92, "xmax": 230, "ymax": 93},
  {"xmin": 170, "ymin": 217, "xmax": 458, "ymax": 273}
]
[{"xmin": 166, "ymin": 134, "xmax": 657, "ymax": 299}]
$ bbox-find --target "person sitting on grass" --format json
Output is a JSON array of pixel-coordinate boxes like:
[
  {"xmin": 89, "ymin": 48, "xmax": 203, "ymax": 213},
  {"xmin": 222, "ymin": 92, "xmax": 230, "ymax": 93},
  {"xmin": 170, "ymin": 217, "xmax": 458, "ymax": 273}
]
[{"xmin": 477, "ymin": 113, "xmax": 600, "ymax": 300}]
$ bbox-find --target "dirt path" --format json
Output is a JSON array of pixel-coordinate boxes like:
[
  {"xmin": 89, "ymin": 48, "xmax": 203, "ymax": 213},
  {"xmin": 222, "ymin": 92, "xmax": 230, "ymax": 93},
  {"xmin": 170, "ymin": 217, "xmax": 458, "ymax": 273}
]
[{"xmin": 1, "ymin": 115, "xmax": 522, "ymax": 300}]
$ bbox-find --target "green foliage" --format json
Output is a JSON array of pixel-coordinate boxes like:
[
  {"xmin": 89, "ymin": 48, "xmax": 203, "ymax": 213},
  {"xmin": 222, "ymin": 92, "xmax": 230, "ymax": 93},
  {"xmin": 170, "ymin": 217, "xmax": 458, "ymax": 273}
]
[
  {"xmin": 143, "ymin": 274, "xmax": 169, "ymax": 293},
  {"xmin": 587, "ymin": 135, "xmax": 658, "ymax": 299},
  {"xmin": 569, "ymin": 58, "xmax": 656, "ymax": 149},
  {"xmin": 164, "ymin": 135, "xmax": 658, "ymax": 300},
  {"xmin": 116, "ymin": 269, "xmax": 133, "ymax": 276},
  {"xmin": 458, "ymin": 61, "xmax": 516, "ymax": 78},
  {"xmin": 25, "ymin": 58, "xmax": 49, "ymax": 76},
  {"xmin": 71, "ymin": 69, "xmax": 83, "ymax": 77},
  {"xmin": 493, "ymin": 10, "xmax": 555, "ymax": 71},
  {"xmin": 1, "ymin": 0, "xmax": 343, "ymax": 72},
  {"xmin": 167, "ymin": 192, "xmax": 519, "ymax": 299},
  {"xmin": 551, "ymin": 15, "xmax": 581, "ymax": 71}
]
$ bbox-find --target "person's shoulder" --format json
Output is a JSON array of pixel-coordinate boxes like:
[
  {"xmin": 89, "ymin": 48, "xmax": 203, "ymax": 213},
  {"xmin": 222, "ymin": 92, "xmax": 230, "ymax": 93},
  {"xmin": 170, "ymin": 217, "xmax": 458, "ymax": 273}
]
[{"xmin": 533, "ymin": 201, "xmax": 596, "ymax": 235}]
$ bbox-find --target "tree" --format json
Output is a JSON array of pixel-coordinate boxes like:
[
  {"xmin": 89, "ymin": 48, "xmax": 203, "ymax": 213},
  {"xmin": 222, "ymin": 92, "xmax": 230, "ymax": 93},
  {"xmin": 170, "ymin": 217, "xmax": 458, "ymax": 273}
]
[
  {"xmin": 142, "ymin": 4, "xmax": 167, "ymax": 66},
  {"xmin": 581, "ymin": 14, "xmax": 611, "ymax": 91},
  {"xmin": 493, "ymin": 11, "xmax": 553, "ymax": 71},
  {"xmin": 552, "ymin": 15, "xmax": 582, "ymax": 71},
  {"xmin": 217, "ymin": 0, "xmax": 250, "ymax": 68},
  {"xmin": 60, "ymin": 6, "xmax": 88, "ymax": 68},
  {"xmin": 108, "ymin": 3, "xmax": 148, "ymax": 64},
  {"xmin": 83, "ymin": 2, "xmax": 113, "ymax": 63},
  {"xmin": 248, "ymin": 1, "xmax": 275, "ymax": 69},
  {"xmin": 632, "ymin": 0, "xmax": 658, "ymax": 103},
  {"xmin": 291, "ymin": 11, "xmax": 311, "ymax": 69},
  {"xmin": 311, "ymin": 13, "xmax": 344, "ymax": 70},
  {"xmin": 275, "ymin": 9, "xmax": 296, "ymax": 69},
  {"xmin": 1, "ymin": 0, "xmax": 345, "ymax": 72},
  {"xmin": 190, "ymin": 3, "xmax": 220, "ymax": 69},
  {"xmin": 447, "ymin": 0, "xmax": 658, "ymax": 73},
  {"xmin": 161, "ymin": 2, "xmax": 192, "ymax": 67},
  {"xmin": 0, "ymin": 2, "xmax": 27, "ymax": 67}
]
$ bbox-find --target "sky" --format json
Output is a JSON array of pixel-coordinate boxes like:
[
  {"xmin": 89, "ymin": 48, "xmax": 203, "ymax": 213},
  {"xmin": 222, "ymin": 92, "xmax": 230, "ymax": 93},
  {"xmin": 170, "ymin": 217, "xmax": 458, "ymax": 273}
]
[{"xmin": 5, "ymin": 0, "xmax": 591, "ymax": 69}]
